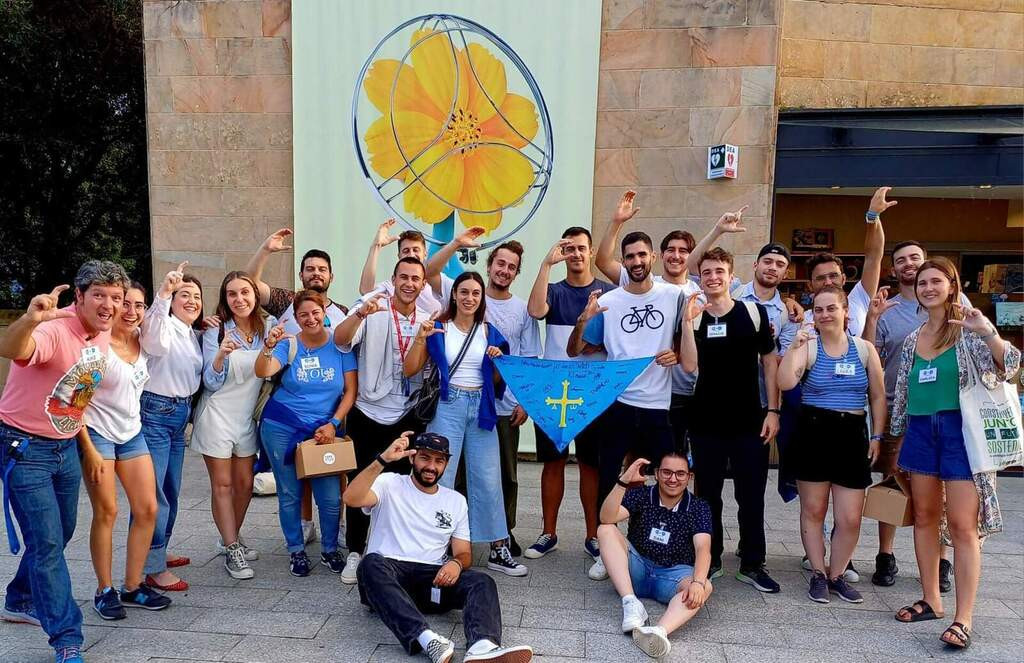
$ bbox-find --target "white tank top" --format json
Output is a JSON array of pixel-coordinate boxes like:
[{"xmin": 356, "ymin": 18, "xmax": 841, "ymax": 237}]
[
  {"xmin": 444, "ymin": 323, "xmax": 486, "ymax": 388},
  {"xmin": 89, "ymin": 346, "xmax": 149, "ymax": 443}
]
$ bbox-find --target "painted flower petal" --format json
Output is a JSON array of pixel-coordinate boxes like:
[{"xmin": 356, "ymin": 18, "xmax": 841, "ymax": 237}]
[
  {"xmin": 363, "ymin": 59, "xmax": 444, "ymax": 122},
  {"xmin": 410, "ymin": 30, "xmax": 468, "ymax": 125},
  {"xmin": 480, "ymin": 93, "xmax": 539, "ymax": 149},
  {"xmin": 471, "ymin": 144, "xmax": 536, "ymax": 208},
  {"xmin": 458, "ymin": 43, "xmax": 507, "ymax": 123},
  {"xmin": 365, "ymin": 111, "xmax": 444, "ymax": 181},
  {"xmin": 456, "ymin": 159, "xmax": 502, "ymax": 233},
  {"xmin": 403, "ymin": 142, "xmax": 464, "ymax": 224}
]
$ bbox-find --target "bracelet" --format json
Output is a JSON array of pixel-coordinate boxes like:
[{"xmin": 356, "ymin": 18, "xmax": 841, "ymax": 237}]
[
  {"xmin": 355, "ymin": 309, "xmax": 367, "ymax": 320},
  {"xmin": 374, "ymin": 454, "xmax": 387, "ymax": 467},
  {"xmin": 865, "ymin": 210, "xmax": 879, "ymax": 222},
  {"xmin": 616, "ymin": 478, "xmax": 630, "ymax": 489},
  {"xmin": 980, "ymin": 329, "xmax": 998, "ymax": 340},
  {"xmin": 767, "ymin": 408, "xmax": 782, "ymax": 415},
  {"xmin": 448, "ymin": 558, "xmax": 464, "ymax": 571},
  {"xmin": 261, "ymin": 349, "xmax": 274, "ymax": 359},
  {"xmin": 870, "ymin": 434, "xmax": 884, "ymax": 442}
]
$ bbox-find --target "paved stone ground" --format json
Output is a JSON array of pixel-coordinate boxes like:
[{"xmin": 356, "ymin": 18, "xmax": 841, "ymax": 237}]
[{"xmin": 1, "ymin": 450, "xmax": 1021, "ymax": 662}]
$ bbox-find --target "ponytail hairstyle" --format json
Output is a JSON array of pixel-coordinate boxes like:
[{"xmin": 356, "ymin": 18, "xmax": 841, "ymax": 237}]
[
  {"xmin": 812, "ymin": 285, "xmax": 850, "ymax": 330},
  {"xmin": 915, "ymin": 256, "xmax": 963, "ymax": 350}
]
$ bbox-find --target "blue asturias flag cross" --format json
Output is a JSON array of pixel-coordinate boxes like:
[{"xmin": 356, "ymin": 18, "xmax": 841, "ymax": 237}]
[{"xmin": 494, "ymin": 356, "xmax": 653, "ymax": 452}]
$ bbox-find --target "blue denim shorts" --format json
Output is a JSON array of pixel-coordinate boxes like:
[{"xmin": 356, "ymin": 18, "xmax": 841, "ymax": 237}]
[
  {"xmin": 898, "ymin": 411, "xmax": 972, "ymax": 481},
  {"xmin": 627, "ymin": 544, "xmax": 693, "ymax": 604},
  {"xmin": 86, "ymin": 427, "xmax": 149, "ymax": 461}
]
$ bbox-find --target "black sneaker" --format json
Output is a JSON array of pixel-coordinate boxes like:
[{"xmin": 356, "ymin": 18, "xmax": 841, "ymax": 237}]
[
  {"xmin": 321, "ymin": 550, "xmax": 346, "ymax": 574},
  {"xmin": 808, "ymin": 571, "xmax": 829, "ymax": 604},
  {"xmin": 939, "ymin": 559, "xmax": 953, "ymax": 593},
  {"xmin": 93, "ymin": 587, "xmax": 126, "ymax": 621},
  {"xmin": 487, "ymin": 545, "xmax": 528, "ymax": 577},
  {"xmin": 736, "ymin": 566, "xmax": 781, "ymax": 593},
  {"xmin": 828, "ymin": 575, "xmax": 863, "ymax": 603},
  {"xmin": 290, "ymin": 551, "xmax": 312, "ymax": 577},
  {"xmin": 871, "ymin": 552, "xmax": 898, "ymax": 587},
  {"xmin": 120, "ymin": 584, "xmax": 172, "ymax": 611},
  {"xmin": 509, "ymin": 533, "xmax": 522, "ymax": 558}
]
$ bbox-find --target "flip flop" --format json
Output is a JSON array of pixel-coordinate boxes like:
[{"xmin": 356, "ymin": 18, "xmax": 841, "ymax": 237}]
[
  {"xmin": 941, "ymin": 622, "xmax": 971, "ymax": 649},
  {"xmin": 895, "ymin": 600, "xmax": 943, "ymax": 623},
  {"xmin": 145, "ymin": 575, "xmax": 189, "ymax": 592},
  {"xmin": 166, "ymin": 556, "xmax": 191, "ymax": 568}
]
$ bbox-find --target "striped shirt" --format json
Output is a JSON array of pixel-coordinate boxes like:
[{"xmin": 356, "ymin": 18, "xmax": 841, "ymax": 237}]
[{"xmin": 801, "ymin": 339, "xmax": 868, "ymax": 411}]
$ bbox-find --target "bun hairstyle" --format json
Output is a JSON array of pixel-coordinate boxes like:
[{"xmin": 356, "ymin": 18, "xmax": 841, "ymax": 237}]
[{"xmin": 813, "ymin": 285, "xmax": 850, "ymax": 330}]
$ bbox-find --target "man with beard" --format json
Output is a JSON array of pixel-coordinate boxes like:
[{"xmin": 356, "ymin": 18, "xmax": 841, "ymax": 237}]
[
  {"xmin": 345, "ymin": 432, "xmax": 534, "ymax": 663},
  {"xmin": 246, "ymin": 228, "xmax": 349, "ymax": 332},
  {"xmin": 425, "ymin": 232, "xmax": 542, "ymax": 557},
  {"xmin": 334, "ymin": 257, "xmax": 433, "ymax": 584},
  {"xmin": 569, "ymin": 231, "xmax": 682, "ymax": 515},
  {"xmin": 358, "ymin": 218, "xmax": 445, "ymax": 315},
  {"xmin": 524, "ymin": 227, "xmax": 614, "ymax": 572}
]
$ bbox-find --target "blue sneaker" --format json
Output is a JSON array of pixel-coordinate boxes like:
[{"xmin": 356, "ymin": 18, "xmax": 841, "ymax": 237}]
[
  {"xmin": 584, "ymin": 537, "xmax": 600, "ymax": 559},
  {"xmin": 2, "ymin": 604, "xmax": 41, "ymax": 626},
  {"xmin": 120, "ymin": 584, "xmax": 172, "ymax": 611},
  {"xmin": 523, "ymin": 533, "xmax": 558, "ymax": 559},
  {"xmin": 93, "ymin": 587, "xmax": 126, "ymax": 620},
  {"xmin": 55, "ymin": 646, "xmax": 83, "ymax": 663}
]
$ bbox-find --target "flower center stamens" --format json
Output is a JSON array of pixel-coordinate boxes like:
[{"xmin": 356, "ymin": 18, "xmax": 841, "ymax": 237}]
[{"xmin": 445, "ymin": 108, "xmax": 481, "ymax": 154}]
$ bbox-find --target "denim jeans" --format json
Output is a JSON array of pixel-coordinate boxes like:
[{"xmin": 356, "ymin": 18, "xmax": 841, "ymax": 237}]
[
  {"xmin": 0, "ymin": 423, "xmax": 83, "ymax": 650},
  {"xmin": 357, "ymin": 553, "xmax": 502, "ymax": 655},
  {"xmin": 260, "ymin": 419, "xmax": 341, "ymax": 553},
  {"xmin": 627, "ymin": 544, "xmax": 694, "ymax": 605},
  {"xmin": 429, "ymin": 387, "xmax": 507, "ymax": 543},
  {"xmin": 139, "ymin": 391, "xmax": 190, "ymax": 574}
]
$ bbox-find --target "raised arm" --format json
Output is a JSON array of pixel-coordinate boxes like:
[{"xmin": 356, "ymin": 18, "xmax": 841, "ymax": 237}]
[
  {"xmin": 599, "ymin": 458, "xmax": 647, "ymax": 524},
  {"xmin": 403, "ymin": 314, "xmax": 442, "ymax": 377},
  {"xmin": 359, "ymin": 219, "xmax": 400, "ymax": 296},
  {"xmin": 861, "ymin": 187, "xmax": 895, "ymax": 298},
  {"xmin": 246, "ymin": 228, "xmax": 293, "ymax": 306},
  {"xmin": 687, "ymin": 206, "xmax": 749, "ymax": 276},
  {"xmin": 678, "ymin": 293, "xmax": 704, "ymax": 373},
  {"xmin": 527, "ymin": 239, "xmax": 570, "ymax": 319},
  {"xmin": 424, "ymin": 226, "xmax": 485, "ymax": 294},
  {"xmin": 254, "ymin": 324, "xmax": 288, "ymax": 378},
  {"xmin": 333, "ymin": 293, "xmax": 386, "ymax": 347},
  {"xmin": 595, "ymin": 190, "xmax": 639, "ymax": 282},
  {"xmin": 567, "ymin": 290, "xmax": 606, "ymax": 358},
  {"xmin": 777, "ymin": 324, "xmax": 812, "ymax": 392},
  {"xmin": 343, "ymin": 433, "xmax": 416, "ymax": 509},
  {"xmin": 140, "ymin": 264, "xmax": 188, "ymax": 358},
  {"xmin": 0, "ymin": 285, "xmax": 74, "ymax": 361}
]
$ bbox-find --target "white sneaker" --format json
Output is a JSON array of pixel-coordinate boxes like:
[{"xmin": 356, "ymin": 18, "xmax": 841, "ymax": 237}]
[
  {"xmin": 340, "ymin": 552, "xmax": 360, "ymax": 585},
  {"xmin": 252, "ymin": 471, "xmax": 276, "ymax": 495},
  {"xmin": 463, "ymin": 644, "xmax": 535, "ymax": 662},
  {"xmin": 588, "ymin": 557, "xmax": 609, "ymax": 581},
  {"xmin": 301, "ymin": 519, "xmax": 317, "ymax": 544},
  {"xmin": 633, "ymin": 624, "xmax": 671, "ymax": 658},
  {"xmin": 621, "ymin": 596, "xmax": 649, "ymax": 632},
  {"xmin": 224, "ymin": 542, "xmax": 254, "ymax": 579},
  {"xmin": 425, "ymin": 636, "xmax": 455, "ymax": 663},
  {"xmin": 216, "ymin": 537, "xmax": 259, "ymax": 561}
]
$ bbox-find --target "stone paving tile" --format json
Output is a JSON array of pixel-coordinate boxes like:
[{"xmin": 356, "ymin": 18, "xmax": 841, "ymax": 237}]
[
  {"xmin": 186, "ymin": 607, "xmax": 328, "ymax": 637},
  {"xmin": 586, "ymin": 631, "xmax": 728, "ymax": 662},
  {"xmin": 222, "ymin": 634, "xmax": 380, "ymax": 662},
  {"xmin": 450, "ymin": 625, "xmax": 587, "ymax": 657},
  {"xmin": 724, "ymin": 644, "xmax": 869, "ymax": 662},
  {"xmin": 80, "ymin": 604, "xmax": 207, "ymax": 631},
  {"xmin": 83, "ymin": 627, "xmax": 241, "ymax": 661}
]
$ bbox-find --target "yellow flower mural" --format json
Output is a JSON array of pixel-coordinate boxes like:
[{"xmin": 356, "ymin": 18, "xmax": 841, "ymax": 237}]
[{"xmin": 363, "ymin": 29, "xmax": 539, "ymax": 232}]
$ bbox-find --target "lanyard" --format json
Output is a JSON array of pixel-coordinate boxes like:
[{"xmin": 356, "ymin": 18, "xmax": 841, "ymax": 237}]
[
  {"xmin": 391, "ymin": 300, "xmax": 416, "ymax": 396},
  {"xmin": 2, "ymin": 437, "xmax": 29, "ymax": 554}
]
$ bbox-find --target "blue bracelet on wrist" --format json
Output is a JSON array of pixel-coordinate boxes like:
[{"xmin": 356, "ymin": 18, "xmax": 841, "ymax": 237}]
[{"xmin": 865, "ymin": 210, "xmax": 880, "ymax": 222}]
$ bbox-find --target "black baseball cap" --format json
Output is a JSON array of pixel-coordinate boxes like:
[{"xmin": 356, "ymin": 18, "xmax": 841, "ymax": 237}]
[
  {"xmin": 757, "ymin": 242, "xmax": 791, "ymax": 263},
  {"xmin": 410, "ymin": 432, "xmax": 450, "ymax": 457}
]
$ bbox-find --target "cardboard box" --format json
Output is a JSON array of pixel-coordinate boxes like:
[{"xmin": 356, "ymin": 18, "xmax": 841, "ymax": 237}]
[
  {"xmin": 863, "ymin": 477, "xmax": 913, "ymax": 527},
  {"xmin": 295, "ymin": 436, "xmax": 356, "ymax": 479}
]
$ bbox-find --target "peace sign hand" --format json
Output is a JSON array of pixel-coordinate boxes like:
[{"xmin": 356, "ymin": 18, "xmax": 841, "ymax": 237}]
[
  {"xmin": 612, "ymin": 190, "xmax": 640, "ymax": 224},
  {"xmin": 544, "ymin": 239, "xmax": 571, "ymax": 266},
  {"xmin": 375, "ymin": 219, "xmax": 399, "ymax": 248},
  {"xmin": 27, "ymin": 285, "xmax": 75, "ymax": 323},
  {"xmin": 715, "ymin": 205, "xmax": 749, "ymax": 234},
  {"xmin": 869, "ymin": 187, "xmax": 898, "ymax": 215},
  {"xmin": 159, "ymin": 261, "xmax": 189, "ymax": 299},
  {"xmin": 949, "ymin": 304, "xmax": 995, "ymax": 336}
]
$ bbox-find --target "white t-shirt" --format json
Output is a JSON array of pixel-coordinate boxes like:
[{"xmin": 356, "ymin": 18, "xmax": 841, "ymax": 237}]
[
  {"xmin": 365, "ymin": 473, "xmax": 471, "ymax": 565},
  {"xmin": 583, "ymin": 281, "xmax": 684, "ymax": 410},
  {"xmin": 89, "ymin": 346, "xmax": 149, "ymax": 442},
  {"xmin": 444, "ymin": 323, "xmax": 487, "ymax": 388},
  {"xmin": 277, "ymin": 300, "xmax": 348, "ymax": 336}
]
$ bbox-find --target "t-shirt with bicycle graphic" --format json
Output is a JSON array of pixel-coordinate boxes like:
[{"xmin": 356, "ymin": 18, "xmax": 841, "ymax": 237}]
[{"xmin": 582, "ymin": 282, "xmax": 685, "ymax": 410}]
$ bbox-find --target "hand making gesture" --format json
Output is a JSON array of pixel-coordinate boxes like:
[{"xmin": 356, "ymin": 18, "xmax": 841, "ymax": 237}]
[
  {"xmin": 26, "ymin": 285, "xmax": 75, "ymax": 323},
  {"xmin": 544, "ymin": 238, "xmax": 572, "ymax": 267},
  {"xmin": 714, "ymin": 205, "xmax": 749, "ymax": 234},
  {"xmin": 868, "ymin": 187, "xmax": 898, "ymax": 216},
  {"xmin": 158, "ymin": 261, "xmax": 189, "ymax": 299},
  {"xmin": 374, "ymin": 219, "xmax": 400, "ymax": 248},
  {"xmin": 262, "ymin": 228, "xmax": 293, "ymax": 253},
  {"xmin": 619, "ymin": 457, "xmax": 650, "ymax": 487},
  {"xmin": 380, "ymin": 432, "xmax": 418, "ymax": 463},
  {"xmin": 577, "ymin": 289, "xmax": 608, "ymax": 325},
  {"xmin": 612, "ymin": 190, "xmax": 640, "ymax": 225}
]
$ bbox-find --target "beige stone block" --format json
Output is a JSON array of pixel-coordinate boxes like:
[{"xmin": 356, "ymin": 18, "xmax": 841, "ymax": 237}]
[
  {"xmin": 598, "ymin": 70, "xmax": 641, "ymax": 109},
  {"xmin": 145, "ymin": 75, "xmax": 174, "ymax": 113},
  {"xmin": 741, "ymin": 66, "xmax": 776, "ymax": 106},
  {"xmin": 262, "ymin": 0, "xmax": 291, "ymax": 38},
  {"xmin": 778, "ymin": 77, "xmax": 867, "ymax": 108},
  {"xmin": 217, "ymin": 37, "xmax": 292, "ymax": 75},
  {"xmin": 780, "ymin": 38, "xmax": 824, "ymax": 78},
  {"xmin": 603, "ymin": 0, "xmax": 646, "ymax": 29},
  {"xmin": 221, "ymin": 187, "xmax": 293, "ymax": 217},
  {"xmin": 149, "ymin": 38, "xmax": 218, "ymax": 75},
  {"xmin": 869, "ymin": 5, "xmax": 959, "ymax": 47},
  {"xmin": 783, "ymin": 0, "xmax": 870, "ymax": 41},
  {"xmin": 958, "ymin": 85, "xmax": 1024, "ymax": 105},
  {"xmin": 151, "ymin": 216, "xmax": 265, "ymax": 252},
  {"xmin": 690, "ymin": 26, "xmax": 778, "ymax": 67},
  {"xmin": 953, "ymin": 49, "xmax": 998, "ymax": 86},
  {"xmin": 594, "ymin": 149, "xmax": 639, "ymax": 186},
  {"xmin": 748, "ymin": 0, "xmax": 779, "ymax": 26},
  {"xmin": 171, "ymin": 75, "xmax": 292, "ymax": 113},
  {"xmin": 865, "ymin": 81, "xmax": 960, "ymax": 107},
  {"xmin": 907, "ymin": 46, "xmax": 955, "ymax": 84},
  {"xmin": 144, "ymin": 0, "xmax": 262, "ymax": 39},
  {"xmin": 957, "ymin": 11, "xmax": 1024, "ymax": 50},
  {"xmin": 596, "ymin": 110, "xmax": 643, "ymax": 147},
  {"xmin": 994, "ymin": 50, "xmax": 1024, "ymax": 87},
  {"xmin": 149, "ymin": 151, "xmax": 292, "ymax": 187},
  {"xmin": 689, "ymin": 106, "xmax": 773, "ymax": 146},
  {"xmin": 220, "ymin": 113, "xmax": 293, "ymax": 149},
  {"xmin": 645, "ymin": 0, "xmax": 747, "ymax": 28},
  {"xmin": 684, "ymin": 184, "xmax": 770, "ymax": 218},
  {"xmin": 150, "ymin": 185, "xmax": 292, "ymax": 217},
  {"xmin": 598, "ymin": 109, "xmax": 692, "ymax": 147},
  {"xmin": 824, "ymin": 42, "xmax": 912, "ymax": 82},
  {"xmin": 639, "ymin": 68, "xmax": 742, "ymax": 108},
  {"xmin": 600, "ymin": 29, "xmax": 691, "ymax": 69},
  {"xmin": 147, "ymin": 114, "xmax": 219, "ymax": 150}
]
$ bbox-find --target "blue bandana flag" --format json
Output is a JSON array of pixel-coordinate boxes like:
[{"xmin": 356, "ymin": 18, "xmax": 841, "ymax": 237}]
[{"xmin": 494, "ymin": 356, "xmax": 653, "ymax": 452}]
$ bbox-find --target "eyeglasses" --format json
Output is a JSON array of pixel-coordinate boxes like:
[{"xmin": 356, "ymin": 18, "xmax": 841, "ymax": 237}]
[{"xmin": 657, "ymin": 469, "xmax": 692, "ymax": 481}]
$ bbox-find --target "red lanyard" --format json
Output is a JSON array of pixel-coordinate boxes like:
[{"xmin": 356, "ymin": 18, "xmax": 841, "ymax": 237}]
[{"xmin": 391, "ymin": 298, "xmax": 416, "ymax": 362}]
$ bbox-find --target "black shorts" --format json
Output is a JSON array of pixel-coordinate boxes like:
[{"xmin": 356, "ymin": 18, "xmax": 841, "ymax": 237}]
[
  {"xmin": 534, "ymin": 414, "xmax": 601, "ymax": 466},
  {"xmin": 790, "ymin": 405, "xmax": 872, "ymax": 490}
]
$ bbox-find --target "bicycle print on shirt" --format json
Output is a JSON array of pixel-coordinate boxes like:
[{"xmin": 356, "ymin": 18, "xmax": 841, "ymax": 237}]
[{"xmin": 620, "ymin": 304, "xmax": 665, "ymax": 333}]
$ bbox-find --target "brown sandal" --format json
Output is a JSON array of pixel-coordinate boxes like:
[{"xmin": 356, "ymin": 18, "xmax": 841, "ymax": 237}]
[
  {"xmin": 941, "ymin": 622, "xmax": 971, "ymax": 649},
  {"xmin": 895, "ymin": 600, "xmax": 943, "ymax": 623}
]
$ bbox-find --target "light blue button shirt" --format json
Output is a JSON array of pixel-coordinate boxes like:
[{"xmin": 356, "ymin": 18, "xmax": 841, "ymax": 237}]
[{"xmin": 733, "ymin": 281, "xmax": 787, "ymax": 407}]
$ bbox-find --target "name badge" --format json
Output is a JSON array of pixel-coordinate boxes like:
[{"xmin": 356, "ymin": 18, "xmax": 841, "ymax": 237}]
[
  {"xmin": 81, "ymin": 346, "xmax": 101, "ymax": 363},
  {"xmin": 430, "ymin": 587, "xmax": 442, "ymax": 604},
  {"xmin": 835, "ymin": 362, "xmax": 856, "ymax": 377},
  {"xmin": 918, "ymin": 367, "xmax": 937, "ymax": 383},
  {"xmin": 130, "ymin": 365, "xmax": 149, "ymax": 389},
  {"xmin": 648, "ymin": 527, "xmax": 671, "ymax": 545},
  {"xmin": 707, "ymin": 324, "xmax": 727, "ymax": 339},
  {"xmin": 300, "ymin": 356, "xmax": 321, "ymax": 371}
]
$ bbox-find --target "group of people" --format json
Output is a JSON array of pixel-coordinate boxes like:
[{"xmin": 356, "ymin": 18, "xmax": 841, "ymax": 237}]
[{"xmin": 0, "ymin": 186, "xmax": 1018, "ymax": 663}]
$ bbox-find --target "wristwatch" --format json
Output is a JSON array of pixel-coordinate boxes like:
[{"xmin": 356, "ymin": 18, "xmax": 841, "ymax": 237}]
[{"xmin": 767, "ymin": 408, "xmax": 782, "ymax": 415}]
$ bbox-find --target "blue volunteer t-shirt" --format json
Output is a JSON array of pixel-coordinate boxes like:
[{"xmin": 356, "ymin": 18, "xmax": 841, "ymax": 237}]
[
  {"xmin": 623, "ymin": 486, "xmax": 713, "ymax": 568},
  {"xmin": 269, "ymin": 337, "xmax": 357, "ymax": 430}
]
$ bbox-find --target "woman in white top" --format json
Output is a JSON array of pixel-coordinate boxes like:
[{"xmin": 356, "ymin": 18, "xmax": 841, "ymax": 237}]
[
  {"xmin": 77, "ymin": 281, "xmax": 172, "ymax": 619},
  {"xmin": 139, "ymin": 264, "xmax": 204, "ymax": 592},
  {"xmin": 192, "ymin": 271, "xmax": 272, "ymax": 580}
]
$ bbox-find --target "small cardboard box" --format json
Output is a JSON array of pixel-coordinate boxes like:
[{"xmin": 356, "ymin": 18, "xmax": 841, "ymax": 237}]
[
  {"xmin": 295, "ymin": 436, "xmax": 356, "ymax": 479},
  {"xmin": 863, "ymin": 477, "xmax": 913, "ymax": 527}
]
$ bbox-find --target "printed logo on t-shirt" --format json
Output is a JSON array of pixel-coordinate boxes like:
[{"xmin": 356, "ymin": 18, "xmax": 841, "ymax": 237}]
[
  {"xmin": 295, "ymin": 365, "xmax": 336, "ymax": 384},
  {"xmin": 434, "ymin": 510, "xmax": 453, "ymax": 529},
  {"xmin": 620, "ymin": 304, "xmax": 665, "ymax": 333},
  {"xmin": 45, "ymin": 352, "xmax": 106, "ymax": 435}
]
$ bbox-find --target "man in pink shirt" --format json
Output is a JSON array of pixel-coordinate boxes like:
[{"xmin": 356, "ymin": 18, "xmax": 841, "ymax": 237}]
[{"xmin": 0, "ymin": 260, "xmax": 129, "ymax": 663}]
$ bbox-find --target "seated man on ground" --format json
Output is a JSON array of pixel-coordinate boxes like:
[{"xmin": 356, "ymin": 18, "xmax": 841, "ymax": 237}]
[
  {"xmin": 598, "ymin": 454, "xmax": 713, "ymax": 659},
  {"xmin": 343, "ymin": 432, "xmax": 533, "ymax": 663}
]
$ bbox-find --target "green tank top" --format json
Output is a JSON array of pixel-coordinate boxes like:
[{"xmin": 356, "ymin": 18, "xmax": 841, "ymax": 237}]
[{"xmin": 907, "ymin": 345, "xmax": 959, "ymax": 415}]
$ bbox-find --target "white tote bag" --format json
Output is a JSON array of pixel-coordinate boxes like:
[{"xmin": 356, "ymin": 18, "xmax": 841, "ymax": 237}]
[{"xmin": 960, "ymin": 354, "xmax": 1023, "ymax": 473}]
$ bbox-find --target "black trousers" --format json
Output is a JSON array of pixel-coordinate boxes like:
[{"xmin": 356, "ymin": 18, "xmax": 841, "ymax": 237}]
[
  {"xmin": 597, "ymin": 401, "xmax": 674, "ymax": 505},
  {"xmin": 669, "ymin": 392, "xmax": 693, "ymax": 455},
  {"xmin": 344, "ymin": 407, "xmax": 422, "ymax": 553},
  {"xmin": 357, "ymin": 553, "xmax": 502, "ymax": 654},
  {"xmin": 690, "ymin": 428, "xmax": 770, "ymax": 570}
]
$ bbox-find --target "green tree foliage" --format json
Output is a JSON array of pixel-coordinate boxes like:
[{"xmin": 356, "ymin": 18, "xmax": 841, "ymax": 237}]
[{"xmin": 0, "ymin": 0, "xmax": 150, "ymax": 308}]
